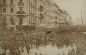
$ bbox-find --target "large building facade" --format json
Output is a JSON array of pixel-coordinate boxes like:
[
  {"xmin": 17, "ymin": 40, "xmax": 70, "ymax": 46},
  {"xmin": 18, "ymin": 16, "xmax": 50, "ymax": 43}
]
[
  {"xmin": 0, "ymin": 0, "xmax": 38, "ymax": 27},
  {"xmin": 0, "ymin": 0, "xmax": 71, "ymax": 29}
]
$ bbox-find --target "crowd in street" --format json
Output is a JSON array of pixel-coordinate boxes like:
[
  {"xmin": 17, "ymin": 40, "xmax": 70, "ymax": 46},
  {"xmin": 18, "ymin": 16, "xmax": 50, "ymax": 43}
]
[
  {"xmin": 0, "ymin": 43, "xmax": 77, "ymax": 55},
  {"xmin": 0, "ymin": 29, "xmax": 80, "ymax": 55}
]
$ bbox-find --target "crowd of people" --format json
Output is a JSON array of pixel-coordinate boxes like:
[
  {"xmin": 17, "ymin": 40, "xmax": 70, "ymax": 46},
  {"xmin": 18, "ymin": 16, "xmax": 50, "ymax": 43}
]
[
  {"xmin": 0, "ymin": 46, "xmax": 30, "ymax": 55},
  {"xmin": 0, "ymin": 28, "xmax": 77, "ymax": 55},
  {"xmin": 0, "ymin": 43, "xmax": 78, "ymax": 55}
]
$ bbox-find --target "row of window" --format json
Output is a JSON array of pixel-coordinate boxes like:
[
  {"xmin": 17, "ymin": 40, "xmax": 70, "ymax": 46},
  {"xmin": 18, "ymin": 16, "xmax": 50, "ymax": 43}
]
[
  {"xmin": 2, "ymin": 7, "xmax": 36, "ymax": 13},
  {"xmin": 28, "ymin": 1, "xmax": 36, "ymax": 8},
  {"xmin": 29, "ymin": 17, "xmax": 36, "ymax": 24},
  {"xmin": 2, "ymin": 0, "xmax": 44, "ymax": 6},
  {"xmin": 3, "ymin": 7, "xmax": 14, "ymax": 13},
  {"xmin": 2, "ymin": 16, "xmax": 36, "ymax": 25},
  {"xmin": 9, "ymin": 16, "xmax": 36, "ymax": 25},
  {"xmin": 29, "ymin": 1, "xmax": 32, "ymax": 5},
  {"xmin": 3, "ymin": 0, "xmax": 37, "ymax": 5},
  {"xmin": 3, "ymin": 0, "xmax": 13, "ymax": 4},
  {"xmin": 29, "ymin": 8, "xmax": 36, "ymax": 14}
]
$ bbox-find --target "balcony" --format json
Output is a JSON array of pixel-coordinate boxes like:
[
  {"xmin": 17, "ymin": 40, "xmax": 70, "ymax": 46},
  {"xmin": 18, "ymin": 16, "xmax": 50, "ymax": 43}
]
[{"xmin": 39, "ymin": 5, "xmax": 44, "ymax": 11}]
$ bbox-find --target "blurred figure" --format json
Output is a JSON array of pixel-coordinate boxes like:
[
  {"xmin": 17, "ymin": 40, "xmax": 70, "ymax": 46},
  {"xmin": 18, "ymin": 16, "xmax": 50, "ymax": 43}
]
[
  {"xmin": 68, "ymin": 43, "xmax": 77, "ymax": 55},
  {"xmin": 35, "ymin": 52, "xmax": 37, "ymax": 55},
  {"xmin": 18, "ymin": 47, "xmax": 22, "ymax": 55},
  {"xmin": 84, "ymin": 51, "xmax": 86, "ymax": 55},
  {"xmin": 58, "ymin": 46, "xmax": 64, "ymax": 55},
  {"xmin": 26, "ymin": 46, "xmax": 30, "ymax": 53},
  {"xmin": 23, "ymin": 47, "xmax": 27, "ymax": 54},
  {"xmin": 40, "ymin": 53, "xmax": 42, "ymax": 55},
  {"xmin": 0, "ymin": 47, "xmax": 5, "ymax": 55},
  {"xmin": 73, "ymin": 43, "xmax": 77, "ymax": 55},
  {"xmin": 63, "ymin": 45, "xmax": 69, "ymax": 55},
  {"xmin": 6, "ymin": 49, "xmax": 10, "ymax": 55},
  {"xmin": 21, "ymin": 47, "xmax": 28, "ymax": 55}
]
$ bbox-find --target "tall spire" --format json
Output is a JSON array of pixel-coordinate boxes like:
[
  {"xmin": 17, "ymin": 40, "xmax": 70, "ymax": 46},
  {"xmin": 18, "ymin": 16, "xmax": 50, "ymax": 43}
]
[{"xmin": 81, "ymin": 9, "xmax": 83, "ymax": 24}]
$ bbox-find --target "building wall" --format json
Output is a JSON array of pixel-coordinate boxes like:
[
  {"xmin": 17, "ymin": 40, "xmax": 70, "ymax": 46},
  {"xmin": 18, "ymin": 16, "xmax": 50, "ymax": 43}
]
[
  {"xmin": 36, "ymin": 0, "xmax": 46, "ymax": 26},
  {"xmin": 37, "ymin": 0, "xmax": 60, "ymax": 28},
  {"xmin": 26, "ymin": 0, "xmax": 37, "ymax": 25},
  {"xmin": 37, "ymin": 0, "xmax": 71, "ymax": 28},
  {"xmin": 0, "ymin": 0, "xmax": 71, "ymax": 28},
  {"xmin": 0, "ymin": 0, "xmax": 7, "ymax": 28},
  {"xmin": 0, "ymin": 0, "xmax": 2, "ymax": 13},
  {"xmin": 0, "ymin": 0, "xmax": 38, "ymax": 27}
]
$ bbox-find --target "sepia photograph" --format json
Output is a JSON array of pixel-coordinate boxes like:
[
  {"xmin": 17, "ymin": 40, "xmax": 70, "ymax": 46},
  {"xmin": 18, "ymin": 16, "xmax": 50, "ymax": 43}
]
[{"xmin": 0, "ymin": 0, "xmax": 86, "ymax": 55}]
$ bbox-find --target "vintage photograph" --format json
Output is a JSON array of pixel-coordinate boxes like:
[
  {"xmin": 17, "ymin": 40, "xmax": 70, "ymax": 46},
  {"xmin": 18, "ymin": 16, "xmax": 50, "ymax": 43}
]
[{"xmin": 0, "ymin": 0, "xmax": 86, "ymax": 55}]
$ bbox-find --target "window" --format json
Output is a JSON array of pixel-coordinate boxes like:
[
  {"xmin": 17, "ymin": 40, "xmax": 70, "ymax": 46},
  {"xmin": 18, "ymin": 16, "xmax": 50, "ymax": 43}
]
[
  {"xmin": 29, "ymin": 17, "xmax": 31, "ymax": 23},
  {"xmin": 29, "ymin": 8, "xmax": 31, "ymax": 13},
  {"xmin": 29, "ymin": 9, "xmax": 30, "ymax": 13},
  {"xmin": 31, "ymin": 2, "xmax": 32, "ymax": 5},
  {"xmin": 10, "ymin": 17, "xmax": 14, "ymax": 25},
  {"xmin": 3, "ymin": 8, "xmax": 6, "ymax": 13},
  {"xmin": 33, "ymin": 9, "xmax": 34, "ymax": 13},
  {"xmin": 20, "ymin": 0, "xmax": 22, "ymax": 1},
  {"xmin": 10, "ymin": 0, "xmax": 13, "ymax": 4},
  {"xmin": 29, "ymin": 1, "xmax": 30, "ymax": 5},
  {"xmin": 40, "ymin": 0, "xmax": 43, "ymax": 2},
  {"xmin": 2, "ymin": 17, "xmax": 7, "ymax": 26},
  {"xmin": 10, "ymin": 8, "xmax": 13, "ymax": 13},
  {"xmin": 3, "ymin": 0, "xmax": 6, "ymax": 3},
  {"xmin": 31, "ymin": 9, "xmax": 33, "ymax": 13}
]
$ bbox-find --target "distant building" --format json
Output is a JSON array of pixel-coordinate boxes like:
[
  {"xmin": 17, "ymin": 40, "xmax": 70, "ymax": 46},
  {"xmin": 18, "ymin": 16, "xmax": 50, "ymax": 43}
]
[
  {"xmin": 44, "ymin": 0, "xmax": 60, "ymax": 28},
  {"xmin": 37, "ymin": 0, "xmax": 71, "ymax": 28},
  {"xmin": 57, "ymin": 9, "xmax": 71, "ymax": 26}
]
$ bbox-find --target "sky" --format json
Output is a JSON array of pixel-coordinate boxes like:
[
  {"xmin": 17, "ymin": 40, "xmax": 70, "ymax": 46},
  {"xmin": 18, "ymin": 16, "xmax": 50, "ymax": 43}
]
[{"xmin": 54, "ymin": 0, "xmax": 84, "ymax": 25}]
